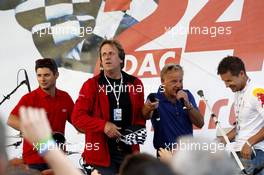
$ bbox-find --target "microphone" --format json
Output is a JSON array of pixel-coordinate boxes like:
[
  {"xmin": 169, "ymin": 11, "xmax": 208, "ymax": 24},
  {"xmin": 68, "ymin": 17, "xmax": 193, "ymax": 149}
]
[
  {"xmin": 197, "ymin": 90, "xmax": 204, "ymax": 98},
  {"xmin": 176, "ymin": 89, "xmax": 186, "ymax": 109},
  {"xmin": 6, "ymin": 141, "xmax": 22, "ymax": 148},
  {"xmin": 148, "ymin": 93, "xmax": 160, "ymax": 121},
  {"xmin": 66, "ymin": 151, "xmax": 81, "ymax": 155},
  {"xmin": 24, "ymin": 69, "xmax": 31, "ymax": 92},
  {"xmin": 179, "ymin": 98, "xmax": 185, "ymax": 106}
]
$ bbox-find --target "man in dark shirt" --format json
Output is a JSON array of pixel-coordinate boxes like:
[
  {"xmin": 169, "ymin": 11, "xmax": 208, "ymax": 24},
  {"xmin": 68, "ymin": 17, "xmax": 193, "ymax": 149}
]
[{"xmin": 143, "ymin": 63, "xmax": 204, "ymax": 155}]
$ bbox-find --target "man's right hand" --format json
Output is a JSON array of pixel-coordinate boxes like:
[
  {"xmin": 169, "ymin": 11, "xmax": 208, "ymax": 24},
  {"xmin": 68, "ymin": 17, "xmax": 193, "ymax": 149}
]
[
  {"xmin": 216, "ymin": 127, "xmax": 236, "ymax": 144},
  {"xmin": 104, "ymin": 122, "xmax": 121, "ymax": 138},
  {"xmin": 217, "ymin": 136, "xmax": 226, "ymax": 144}
]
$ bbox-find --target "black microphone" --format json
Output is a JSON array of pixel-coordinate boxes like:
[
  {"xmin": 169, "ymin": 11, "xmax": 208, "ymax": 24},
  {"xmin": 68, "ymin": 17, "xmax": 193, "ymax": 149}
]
[
  {"xmin": 148, "ymin": 93, "xmax": 160, "ymax": 121},
  {"xmin": 197, "ymin": 90, "xmax": 204, "ymax": 98},
  {"xmin": 24, "ymin": 69, "xmax": 31, "ymax": 92},
  {"xmin": 6, "ymin": 140, "xmax": 22, "ymax": 148},
  {"xmin": 176, "ymin": 89, "xmax": 186, "ymax": 109},
  {"xmin": 66, "ymin": 151, "xmax": 81, "ymax": 155}
]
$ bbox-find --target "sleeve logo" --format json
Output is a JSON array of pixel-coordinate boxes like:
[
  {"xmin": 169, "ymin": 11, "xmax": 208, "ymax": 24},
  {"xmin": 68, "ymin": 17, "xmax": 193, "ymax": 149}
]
[{"xmin": 253, "ymin": 88, "xmax": 264, "ymax": 107}]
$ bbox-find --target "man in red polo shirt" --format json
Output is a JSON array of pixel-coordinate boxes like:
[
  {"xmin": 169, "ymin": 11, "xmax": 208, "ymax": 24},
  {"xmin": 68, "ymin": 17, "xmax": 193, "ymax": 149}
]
[{"xmin": 7, "ymin": 58, "xmax": 74, "ymax": 171}]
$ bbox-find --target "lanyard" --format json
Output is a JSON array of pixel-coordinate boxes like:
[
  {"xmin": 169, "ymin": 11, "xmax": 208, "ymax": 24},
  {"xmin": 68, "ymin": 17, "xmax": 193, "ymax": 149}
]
[{"xmin": 104, "ymin": 73, "xmax": 123, "ymax": 108}]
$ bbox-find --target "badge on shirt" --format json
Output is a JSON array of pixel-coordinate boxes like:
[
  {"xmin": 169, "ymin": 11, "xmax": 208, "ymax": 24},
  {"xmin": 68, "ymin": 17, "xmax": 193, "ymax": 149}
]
[
  {"xmin": 253, "ymin": 88, "xmax": 264, "ymax": 107},
  {"xmin": 113, "ymin": 108, "xmax": 122, "ymax": 121}
]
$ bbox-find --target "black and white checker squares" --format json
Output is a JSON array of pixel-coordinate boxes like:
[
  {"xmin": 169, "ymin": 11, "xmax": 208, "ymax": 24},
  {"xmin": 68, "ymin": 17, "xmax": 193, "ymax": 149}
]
[
  {"xmin": 119, "ymin": 127, "xmax": 147, "ymax": 145},
  {"xmin": 0, "ymin": 0, "xmax": 158, "ymax": 72}
]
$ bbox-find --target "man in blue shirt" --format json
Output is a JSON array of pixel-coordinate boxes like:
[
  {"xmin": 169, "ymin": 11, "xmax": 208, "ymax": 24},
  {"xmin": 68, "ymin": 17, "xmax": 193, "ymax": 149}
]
[{"xmin": 143, "ymin": 63, "xmax": 204, "ymax": 155}]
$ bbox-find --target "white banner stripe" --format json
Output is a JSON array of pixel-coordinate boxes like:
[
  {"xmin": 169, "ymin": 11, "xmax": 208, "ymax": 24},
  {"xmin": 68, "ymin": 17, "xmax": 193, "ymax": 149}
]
[
  {"xmin": 45, "ymin": 3, "xmax": 73, "ymax": 21},
  {"xmin": 15, "ymin": 0, "xmax": 45, "ymax": 13}
]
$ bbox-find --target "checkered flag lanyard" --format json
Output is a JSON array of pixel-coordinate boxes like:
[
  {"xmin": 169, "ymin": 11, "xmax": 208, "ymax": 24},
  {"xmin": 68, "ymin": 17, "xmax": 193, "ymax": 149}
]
[{"xmin": 119, "ymin": 128, "xmax": 147, "ymax": 145}]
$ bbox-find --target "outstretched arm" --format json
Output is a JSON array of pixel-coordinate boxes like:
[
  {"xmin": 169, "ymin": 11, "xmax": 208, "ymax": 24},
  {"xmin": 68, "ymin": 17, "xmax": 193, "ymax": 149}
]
[{"xmin": 19, "ymin": 106, "xmax": 82, "ymax": 175}]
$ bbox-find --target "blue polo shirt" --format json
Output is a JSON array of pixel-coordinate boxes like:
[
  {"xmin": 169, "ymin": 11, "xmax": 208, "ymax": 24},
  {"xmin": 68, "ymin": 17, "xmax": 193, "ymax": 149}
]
[{"xmin": 150, "ymin": 89, "xmax": 198, "ymax": 149}]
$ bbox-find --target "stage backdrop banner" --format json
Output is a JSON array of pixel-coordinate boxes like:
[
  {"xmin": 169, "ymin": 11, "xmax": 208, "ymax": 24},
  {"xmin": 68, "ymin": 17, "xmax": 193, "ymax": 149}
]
[{"xmin": 0, "ymin": 0, "xmax": 264, "ymax": 165}]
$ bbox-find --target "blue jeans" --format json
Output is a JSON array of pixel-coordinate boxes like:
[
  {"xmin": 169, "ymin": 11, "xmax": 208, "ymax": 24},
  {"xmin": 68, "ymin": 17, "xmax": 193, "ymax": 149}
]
[{"xmin": 238, "ymin": 149, "xmax": 264, "ymax": 175}]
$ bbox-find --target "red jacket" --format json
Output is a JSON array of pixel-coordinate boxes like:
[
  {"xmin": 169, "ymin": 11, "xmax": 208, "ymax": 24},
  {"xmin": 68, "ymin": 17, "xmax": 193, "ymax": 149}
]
[{"xmin": 71, "ymin": 72, "xmax": 146, "ymax": 167}]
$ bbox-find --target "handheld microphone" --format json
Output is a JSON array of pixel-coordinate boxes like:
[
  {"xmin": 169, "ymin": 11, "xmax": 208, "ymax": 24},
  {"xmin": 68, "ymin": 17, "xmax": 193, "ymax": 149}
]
[
  {"xmin": 24, "ymin": 70, "xmax": 31, "ymax": 92},
  {"xmin": 179, "ymin": 98, "xmax": 185, "ymax": 106},
  {"xmin": 66, "ymin": 151, "xmax": 81, "ymax": 155},
  {"xmin": 176, "ymin": 89, "xmax": 186, "ymax": 109},
  {"xmin": 148, "ymin": 93, "xmax": 160, "ymax": 121},
  {"xmin": 148, "ymin": 93, "xmax": 157, "ymax": 103}
]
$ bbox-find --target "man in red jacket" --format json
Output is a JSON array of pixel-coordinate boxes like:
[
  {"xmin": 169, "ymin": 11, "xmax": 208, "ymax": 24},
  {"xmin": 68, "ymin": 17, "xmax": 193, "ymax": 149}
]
[{"xmin": 72, "ymin": 39, "xmax": 146, "ymax": 175}]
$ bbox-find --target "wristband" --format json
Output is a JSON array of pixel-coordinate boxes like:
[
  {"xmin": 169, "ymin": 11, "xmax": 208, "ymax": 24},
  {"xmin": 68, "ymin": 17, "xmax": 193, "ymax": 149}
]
[
  {"xmin": 246, "ymin": 140, "xmax": 256, "ymax": 156},
  {"xmin": 35, "ymin": 135, "xmax": 53, "ymax": 150},
  {"xmin": 35, "ymin": 135, "xmax": 56, "ymax": 156},
  {"xmin": 246, "ymin": 140, "xmax": 253, "ymax": 148}
]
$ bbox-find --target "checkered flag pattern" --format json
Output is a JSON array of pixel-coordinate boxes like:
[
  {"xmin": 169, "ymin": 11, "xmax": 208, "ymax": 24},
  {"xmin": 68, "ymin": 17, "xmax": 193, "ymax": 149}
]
[
  {"xmin": 8, "ymin": 0, "xmax": 102, "ymax": 60},
  {"xmin": 119, "ymin": 127, "xmax": 147, "ymax": 145},
  {"xmin": 0, "ymin": 0, "xmax": 157, "ymax": 71}
]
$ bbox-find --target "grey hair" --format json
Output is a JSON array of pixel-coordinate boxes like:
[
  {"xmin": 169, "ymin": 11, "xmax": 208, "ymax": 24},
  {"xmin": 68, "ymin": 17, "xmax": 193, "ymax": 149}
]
[
  {"xmin": 171, "ymin": 136, "xmax": 238, "ymax": 175},
  {"xmin": 160, "ymin": 63, "xmax": 183, "ymax": 82}
]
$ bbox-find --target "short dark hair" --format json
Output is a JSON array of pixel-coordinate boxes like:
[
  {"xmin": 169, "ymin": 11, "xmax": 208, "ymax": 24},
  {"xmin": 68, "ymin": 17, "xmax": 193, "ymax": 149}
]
[
  {"xmin": 35, "ymin": 58, "xmax": 58, "ymax": 74},
  {"xmin": 99, "ymin": 39, "xmax": 125, "ymax": 69},
  {"xmin": 217, "ymin": 56, "xmax": 246, "ymax": 76},
  {"xmin": 119, "ymin": 153, "xmax": 156, "ymax": 175},
  {"xmin": 130, "ymin": 161, "xmax": 176, "ymax": 175},
  {"xmin": 120, "ymin": 153, "xmax": 176, "ymax": 175}
]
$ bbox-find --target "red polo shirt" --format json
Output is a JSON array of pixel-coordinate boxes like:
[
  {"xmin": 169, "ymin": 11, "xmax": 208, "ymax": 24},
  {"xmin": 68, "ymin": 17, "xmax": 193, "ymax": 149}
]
[{"xmin": 10, "ymin": 87, "xmax": 74, "ymax": 164}]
